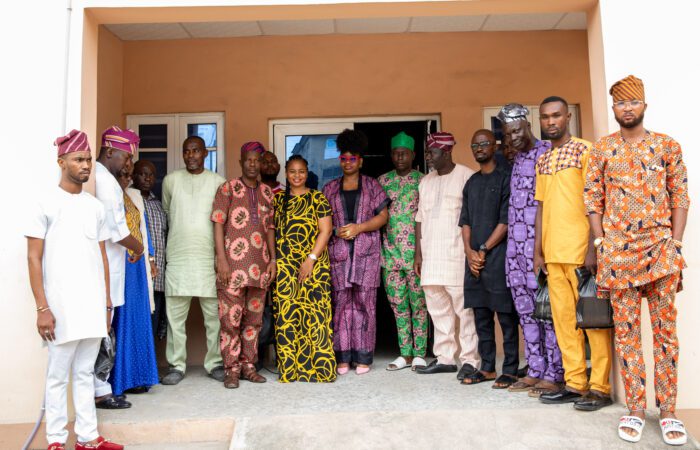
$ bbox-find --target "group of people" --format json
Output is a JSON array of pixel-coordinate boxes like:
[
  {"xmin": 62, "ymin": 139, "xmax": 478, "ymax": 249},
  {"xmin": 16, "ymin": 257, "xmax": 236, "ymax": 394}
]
[{"xmin": 28, "ymin": 74, "xmax": 689, "ymax": 449}]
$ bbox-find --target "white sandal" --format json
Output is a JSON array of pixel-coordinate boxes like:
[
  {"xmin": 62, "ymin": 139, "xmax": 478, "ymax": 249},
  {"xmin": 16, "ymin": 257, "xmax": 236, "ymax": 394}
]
[
  {"xmin": 386, "ymin": 356, "xmax": 410, "ymax": 371},
  {"xmin": 618, "ymin": 416, "xmax": 645, "ymax": 443},
  {"xmin": 411, "ymin": 357, "xmax": 427, "ymax": 371},
  {"xmin": 660, "ymin": 418, "xmax": 688, "ymax": 446}
]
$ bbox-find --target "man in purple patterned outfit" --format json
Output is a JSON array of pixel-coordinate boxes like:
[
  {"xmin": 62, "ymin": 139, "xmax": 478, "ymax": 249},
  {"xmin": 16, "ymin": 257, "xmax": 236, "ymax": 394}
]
[{"xmin": 499, "ymin": 104, "xmax": 564, "ymax": 395}]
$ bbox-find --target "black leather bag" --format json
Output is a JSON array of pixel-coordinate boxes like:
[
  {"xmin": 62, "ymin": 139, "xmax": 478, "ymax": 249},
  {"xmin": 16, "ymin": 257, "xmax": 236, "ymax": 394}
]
[
  {"xmin": 575, "ymin": 267, "xmax": 614, "ymax": 329},
  {"xmin": 94, "ymin": 329, "xmax": 116, "ymax": 381},
  {"xmin": 533, "ymin": 269, "xmax": 552, "ymax": 322}
]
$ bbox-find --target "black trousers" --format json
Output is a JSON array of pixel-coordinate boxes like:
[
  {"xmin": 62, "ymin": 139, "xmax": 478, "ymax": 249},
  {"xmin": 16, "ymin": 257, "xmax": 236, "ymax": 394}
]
[
  {"xmin": 473, "ymin": 306, "xmax": 519, "ymax": 375},
  {"xmin": 151, "ymin": 290, "xmax": 168, "ymax": 340}
]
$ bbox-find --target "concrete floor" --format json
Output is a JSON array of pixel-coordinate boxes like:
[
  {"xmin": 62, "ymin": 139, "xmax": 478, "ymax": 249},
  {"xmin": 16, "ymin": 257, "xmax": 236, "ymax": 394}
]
[{"xmin": 97, "ymin": 355, "xmax": 699, "ymax": 449}]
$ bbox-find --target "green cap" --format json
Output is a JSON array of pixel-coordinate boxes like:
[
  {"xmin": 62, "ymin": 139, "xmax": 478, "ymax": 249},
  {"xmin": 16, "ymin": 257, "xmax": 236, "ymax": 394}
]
[{"xmin": 391, "ymin": 131, "xmax": 415, "ymax": 152}]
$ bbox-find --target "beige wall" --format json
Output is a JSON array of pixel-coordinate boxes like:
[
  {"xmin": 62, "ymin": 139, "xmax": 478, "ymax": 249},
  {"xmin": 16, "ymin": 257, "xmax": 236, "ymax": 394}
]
[
  {"xmin": 120, "ymin": 30, "xmax": 593, "ymax": 177},
  {"xmin": 97, "ymin": 26, "xmax": 125, "ymax": 133}
]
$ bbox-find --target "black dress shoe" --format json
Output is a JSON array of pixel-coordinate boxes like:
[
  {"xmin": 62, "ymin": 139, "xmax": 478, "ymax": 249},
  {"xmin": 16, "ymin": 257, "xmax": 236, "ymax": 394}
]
[
  {"xmin": 517, "ymin": 365, "xmax": 529, "ymax": 378},
  {"xmin": 416, "ymin": 360, "xmax": 458, "ymax": 374},
  {"xmin": 124, "ymin": 386, "xmax": 148, "ymax": 394},
  {"xmin": 539, "ymin": 388, "xmax": 583, "ymax": 404},
  {"xmin": 573, "ymin": 392, "xmax": 613, "ymax": 411},
  {"xmin": 95, "ymin": 395, "xmax": 132, "ymax": 409},
  {"xmin": 457, "ymin": 363, "xmax": 478, "ymax": 381}
]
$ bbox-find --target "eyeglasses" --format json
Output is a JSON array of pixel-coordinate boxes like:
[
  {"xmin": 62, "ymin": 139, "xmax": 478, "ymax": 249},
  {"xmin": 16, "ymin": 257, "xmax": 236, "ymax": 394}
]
[
  {"xmin": 470, "ymin": 141, "xmax": 492, "ymax": 150},
  {"xmin": 613, "ymin": 99, "xmax": 644, "ymax": 109},
  {"xmin": 339, "ymin": 155, "xmax": 360, "ymax": 163}
]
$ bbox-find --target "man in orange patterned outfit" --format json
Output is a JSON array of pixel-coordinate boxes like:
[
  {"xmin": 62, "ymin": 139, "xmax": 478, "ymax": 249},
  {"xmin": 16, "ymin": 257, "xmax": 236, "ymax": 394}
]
[
  {"xmin": 584, "ymin": 75, "xmax": 689, "ymax": 445},
  {"xmin": 212, "ymin": 141, "xmax": 277, "ymax": 388}
]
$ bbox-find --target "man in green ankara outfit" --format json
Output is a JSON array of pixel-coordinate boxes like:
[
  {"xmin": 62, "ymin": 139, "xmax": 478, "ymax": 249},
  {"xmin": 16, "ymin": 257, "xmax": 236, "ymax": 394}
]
[
  {"xmin": 161, "ymin": 136, "xmax": 226, "ymax": 385},
  {"xmin": 378, "ymin": 132, "xmax": 429, "ymax": 371}
]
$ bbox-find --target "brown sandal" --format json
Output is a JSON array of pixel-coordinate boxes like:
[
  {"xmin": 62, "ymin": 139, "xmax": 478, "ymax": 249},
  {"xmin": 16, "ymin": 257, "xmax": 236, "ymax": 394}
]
[
  {"xmin": 241, "ymin": 365, "xmax": 267, "ymax": 383},
  {"xmin": 528, "ymin": 381, "xmax": 561, "ymax": 398},
  {"xmin": 508, "ymin": 377, "xmax": 540, "ymax": 392}
]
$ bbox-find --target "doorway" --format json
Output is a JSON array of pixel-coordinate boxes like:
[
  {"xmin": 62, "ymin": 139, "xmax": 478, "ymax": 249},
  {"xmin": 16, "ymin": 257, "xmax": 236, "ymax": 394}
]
[{"xmin": 271, "ymin": 116, "xmax": 439, "ymax": 355}]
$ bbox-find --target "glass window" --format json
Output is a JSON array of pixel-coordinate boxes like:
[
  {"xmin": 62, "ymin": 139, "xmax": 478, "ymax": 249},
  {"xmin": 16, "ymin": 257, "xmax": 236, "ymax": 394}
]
[
  {"xmin": 187, "ymin": 123, "xmax": 218, "ymax": 173},
  {"xmin": 187, "ymin": 123, "xmax": 217, "ymax": 147},
  {"xmin": 286, "ymin": 134, "xmax": 339, "ymax": 190},
  {"xmin": 138, "ymin": 124, "xmax": 168, "ymax": 149}
]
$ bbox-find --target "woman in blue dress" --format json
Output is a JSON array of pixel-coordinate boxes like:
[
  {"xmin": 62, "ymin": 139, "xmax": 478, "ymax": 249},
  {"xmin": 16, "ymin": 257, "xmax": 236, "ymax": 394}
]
[{"xmin": 109, "ymin": 165, "xmax": 159, "ymax": 395}]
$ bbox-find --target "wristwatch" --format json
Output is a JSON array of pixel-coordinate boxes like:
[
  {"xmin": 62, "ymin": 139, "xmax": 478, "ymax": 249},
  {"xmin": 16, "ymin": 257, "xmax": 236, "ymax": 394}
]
[
  {"xmin": 308, "ymin": 253, "xmax": 318, "ymax": 261},
  {"xmin": 479, "ymin": 244, "xmax": 488, "ymax": 253},
  {"xmin": 148, "ymin": 256, "xmax": 155, "ymax": 263},
  {"xmin": 593, "ymin": 237, "xmax": 604, "ymax": 248}
]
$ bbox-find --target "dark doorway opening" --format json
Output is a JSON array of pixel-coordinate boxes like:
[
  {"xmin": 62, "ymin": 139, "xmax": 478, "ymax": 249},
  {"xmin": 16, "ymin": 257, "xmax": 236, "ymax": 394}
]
[{"xmin": 354, "ymin": 119, "xmax": 437, "ymax": 356}]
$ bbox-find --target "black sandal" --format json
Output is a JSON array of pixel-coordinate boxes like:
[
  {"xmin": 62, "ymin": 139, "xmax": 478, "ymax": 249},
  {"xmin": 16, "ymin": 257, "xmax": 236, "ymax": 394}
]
[
  {"xmin": 461, "ymin": 371, "xmax": 496, "ymax": 385},
  {"xmin": 492, "ymin": 374, "xmax": 517, "ymax": 389}
]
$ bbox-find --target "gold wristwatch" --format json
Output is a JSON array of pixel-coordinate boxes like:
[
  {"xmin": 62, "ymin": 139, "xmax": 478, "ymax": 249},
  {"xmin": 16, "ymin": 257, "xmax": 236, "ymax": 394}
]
[{"xmin": 593, "ymin": 237, "xmax": 604, "ymax": 248}]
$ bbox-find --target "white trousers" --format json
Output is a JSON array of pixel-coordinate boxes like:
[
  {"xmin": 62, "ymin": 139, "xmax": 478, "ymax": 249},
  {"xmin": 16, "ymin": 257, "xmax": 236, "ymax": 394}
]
[
  {"xmin": 423, "ymin": 285, "xmax": 480, "ymax": 367},
  {"xmin": 46, "ymin": 338, "xmax": 101, "ymax": 444}
]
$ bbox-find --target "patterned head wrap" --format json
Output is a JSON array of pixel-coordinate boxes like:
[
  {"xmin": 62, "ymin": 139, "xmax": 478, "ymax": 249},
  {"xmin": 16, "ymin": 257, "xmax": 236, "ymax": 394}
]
[
  {"xmin": 101, "ymin": 126, "xmax": 139, "ymax": 154},
  {"xmin": 241, "ymin": 141, "xmax": 266, "ymax": 155},
  {"xmin": 426, "ymin": 132, "xmax": 456, "ymax": 151},
  {"xmin": 55, "ymin": 129, "xmax": 90, "ymax": 157},
  {"xmin": 609, "ymin": 75, "xmax": 645, "ymax": 102},
  {"xmin": 391, "ymin": 131, "xmax": 415, "ymax": 152},
  {"xmin": 497, "ymin": 103, "xmax": 530, "ymax": 124}
]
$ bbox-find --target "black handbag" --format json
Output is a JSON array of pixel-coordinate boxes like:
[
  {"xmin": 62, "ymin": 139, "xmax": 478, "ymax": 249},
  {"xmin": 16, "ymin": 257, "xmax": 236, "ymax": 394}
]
[
  {"xmin": 575, "ymin": 267, "xmax": 614, "ymax": 329},
  {"xmin": 94, "ymin": 328, "xmax": 116, "ymax": 381},
  {"xmin": 533, "ymin": 269, "xmax": 552, "ymax": 322}
]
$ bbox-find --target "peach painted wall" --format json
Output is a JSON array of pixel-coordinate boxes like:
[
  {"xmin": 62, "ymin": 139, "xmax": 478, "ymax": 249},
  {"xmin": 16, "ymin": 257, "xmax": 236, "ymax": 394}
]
[
  {"xmin": 121, "ymin": 30, "xmax": 593, "ymax": 177},
  {"xmin": 97, "ymin": 26, "xmax": 125, "ymax": 133}
]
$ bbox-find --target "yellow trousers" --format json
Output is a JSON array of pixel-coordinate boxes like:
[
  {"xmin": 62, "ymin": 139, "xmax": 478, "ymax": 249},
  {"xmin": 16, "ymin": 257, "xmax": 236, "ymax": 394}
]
[{"xmin": 547, "ymin": 263, "xmax": 612, "ymax": 394}]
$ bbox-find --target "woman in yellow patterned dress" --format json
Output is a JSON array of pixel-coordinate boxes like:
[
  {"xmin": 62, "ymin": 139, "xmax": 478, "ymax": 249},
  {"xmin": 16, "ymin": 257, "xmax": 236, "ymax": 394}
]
[{"xmin": 273, "ymin": 155, "xmax": 336, "ymax": 382}]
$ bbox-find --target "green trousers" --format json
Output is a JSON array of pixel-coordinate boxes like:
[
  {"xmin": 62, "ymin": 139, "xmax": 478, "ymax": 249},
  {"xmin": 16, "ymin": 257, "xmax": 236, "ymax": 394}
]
[{"xmin": 165, "ymin": 296, "xmax": 222, "ymax": 373}]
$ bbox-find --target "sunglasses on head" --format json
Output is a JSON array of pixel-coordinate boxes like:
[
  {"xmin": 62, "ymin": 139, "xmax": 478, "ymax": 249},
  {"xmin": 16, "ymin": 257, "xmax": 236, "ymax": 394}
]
[{"xmin": 339, "ymin": 155, "xmax": 360, "ymax": 163}]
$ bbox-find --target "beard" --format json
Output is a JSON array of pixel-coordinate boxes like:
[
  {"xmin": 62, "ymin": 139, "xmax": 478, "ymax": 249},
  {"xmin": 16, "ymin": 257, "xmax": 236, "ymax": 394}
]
[
  {"xmin": 542, "ymin": 127, "xmax": 565, "ymax": 140},
  {"xmin": 615, "ymin": 110, "xmax": 645, "ymax": 129}
]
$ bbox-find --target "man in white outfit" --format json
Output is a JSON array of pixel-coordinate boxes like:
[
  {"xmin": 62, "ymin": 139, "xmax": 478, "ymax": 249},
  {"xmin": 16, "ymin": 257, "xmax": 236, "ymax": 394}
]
[
  {"xmin": 93, "ymin": 126, "xmax": 144, "ymax": 409},
  {"xmin": 414, "ymin": 132, "xmax": 480, "ymax": 380},
  {"xmin": 26, "ymin": 130, "xmax": 124, "ymax": 450}
]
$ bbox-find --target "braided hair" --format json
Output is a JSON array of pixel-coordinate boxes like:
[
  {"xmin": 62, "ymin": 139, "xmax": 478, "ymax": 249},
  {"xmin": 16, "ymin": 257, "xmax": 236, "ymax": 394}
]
[{"xmin": 279, "ymin": 155, "xmax": 309, "ymax": 241}]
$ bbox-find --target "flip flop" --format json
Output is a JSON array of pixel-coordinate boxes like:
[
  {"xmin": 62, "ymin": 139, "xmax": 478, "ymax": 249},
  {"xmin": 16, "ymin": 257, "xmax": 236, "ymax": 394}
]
[
  {"xmin": 508, "ymin": 378, "xmax": 539, "ymax": 392},
  {"xmin": 618, "ymin": 416, "xmax": 644, "ymax": 443},
  {"xmin": 411, "ymin": 357, "xmax": 427, "ymax": 371},
  {"xmin": 528, "ymin": 381, "xmax": 562, "ymax": 398},
  {"xmin": 660, "ymin": 418, "xmax": 687, "ymax": 446},
  {"xmin": 492, "ymin": 374, "xmax": 517, "ymax": 389},
  {"xmin": 386, "ymin": 356, "xmax": 410, "ymax": 371},
  {"xmin": 461, "ymin": 371, "xmax": 496, "ymax": 385}
]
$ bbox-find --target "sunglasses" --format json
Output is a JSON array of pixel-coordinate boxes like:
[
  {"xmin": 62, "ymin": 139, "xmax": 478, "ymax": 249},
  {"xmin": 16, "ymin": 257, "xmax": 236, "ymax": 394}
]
[
  {"xmin": 339, "ymin": 155, "xmax": 360, "ymax": 163},
  {"xmin": 470, "ymin": 141, "xmax": 492, "ymax": 150}
]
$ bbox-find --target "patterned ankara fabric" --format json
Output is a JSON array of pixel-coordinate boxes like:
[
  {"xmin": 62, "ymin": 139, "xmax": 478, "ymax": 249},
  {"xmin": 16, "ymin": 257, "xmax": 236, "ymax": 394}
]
[
  {"xmin": 507, "ymin": 139, "xmax": 564, "ymax": 382},
  {"xmin": 611, "ymin": 272, "xmax": 680, "ymax": 412},
  {"xmin": 142, "ymin": 192, "xmax": 167, "ymax": 292},
  {"xmin": 324, "ymin": 175, "xmax": 390, "ymax": 289},
  {"xmin": 584, "ymin": 131, "xmax": 689, "ymax": 289},
  {"xmin": 273, "ymin": 190, "xmax": 336, "ymax": 382},
  {"xmin": 211, "ymin": 179, "xmax": 274, "ymax": 290},
  {"xmin": 506, "ymin": 139, "xmax": 550, "ymax": 291},
  {"xmin": 55, "ymin": 130, "xmax": 90, "ymax": 156},
  {"xmin": 333, "ymin": 285, "xmax": 378, "ymax": 365},
  {"xmin": 383, "ymin": 268, "xmax": 427, "ymax": 357},
  {"xmin": 535, "ymin": 137, "xmax": 591, "ymax": 265},
  {"xmin": 218, "ymin": 286, "xmax": 266, "ymax": 373},
  {"xmin": 378, "ymin": 169, "xmax": 427, "ymax": 358},
  {"xmin": 378, "ymin": 170, "xmax": 423, "ymax": 272}
]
